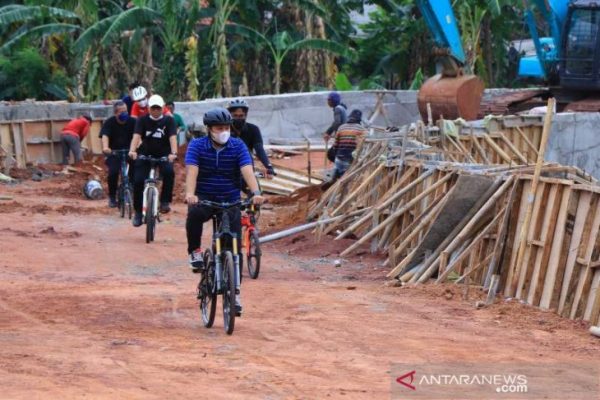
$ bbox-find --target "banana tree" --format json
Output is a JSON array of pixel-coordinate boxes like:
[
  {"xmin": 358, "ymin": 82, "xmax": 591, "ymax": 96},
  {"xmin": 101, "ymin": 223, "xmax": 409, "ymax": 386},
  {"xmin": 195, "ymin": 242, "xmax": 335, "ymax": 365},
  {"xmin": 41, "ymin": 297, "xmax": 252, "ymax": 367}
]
[{"xmin": 227, "ymin": 24, "xmax": 353, "ymax": 94}]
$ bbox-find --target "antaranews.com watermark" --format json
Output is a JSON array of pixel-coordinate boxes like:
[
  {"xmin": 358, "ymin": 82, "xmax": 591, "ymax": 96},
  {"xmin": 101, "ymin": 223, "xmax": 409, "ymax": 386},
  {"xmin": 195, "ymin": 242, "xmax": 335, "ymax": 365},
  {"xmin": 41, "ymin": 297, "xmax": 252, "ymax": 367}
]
[{"xmin": 391, "ymin": 363, "xmax": 599, "ymax": 399}]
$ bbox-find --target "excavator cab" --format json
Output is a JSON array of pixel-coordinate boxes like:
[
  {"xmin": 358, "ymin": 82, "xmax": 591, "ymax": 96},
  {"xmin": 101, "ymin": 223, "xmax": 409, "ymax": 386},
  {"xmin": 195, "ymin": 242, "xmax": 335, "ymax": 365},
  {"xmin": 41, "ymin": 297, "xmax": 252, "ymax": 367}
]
[{"xmin": 561, "ymin": 2, "xmax": 600, "ymax": 90}]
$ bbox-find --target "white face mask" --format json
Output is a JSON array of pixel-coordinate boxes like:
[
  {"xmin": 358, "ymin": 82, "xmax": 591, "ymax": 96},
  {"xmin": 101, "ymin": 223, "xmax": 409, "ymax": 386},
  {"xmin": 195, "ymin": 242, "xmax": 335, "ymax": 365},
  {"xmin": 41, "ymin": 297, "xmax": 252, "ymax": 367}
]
[
  {"xmin": 138, "ymin": 99, "xmax": 148, "ymax": 108},
  {"xmin": 149, "ymin": 114, "xmax": 163, "ymax": 121},
  {"xmin": 212, "ymin": 130, "xmax": 230, "ymax": 144}
]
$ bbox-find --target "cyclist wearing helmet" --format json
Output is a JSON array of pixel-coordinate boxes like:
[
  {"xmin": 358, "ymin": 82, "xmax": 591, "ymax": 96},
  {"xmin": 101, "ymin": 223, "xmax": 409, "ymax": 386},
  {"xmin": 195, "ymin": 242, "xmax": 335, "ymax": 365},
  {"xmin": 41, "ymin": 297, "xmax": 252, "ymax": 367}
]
[
  {"xmin": 130, "ymin": 86, "xmax": 171, "ymax": 118},
  {"xmin": 129, "ymin": 94, "xmax": 178, "ymax": 227},
  {"xmin": 130, "ymin": 86, "xmax": 149, "ymax": 118},
  {"xmin": 227, "ymin": 99, "xmax": 275, "ymax": 178},
  {"xmin": 185, "ymin": 107, "xmax": 265, "ymax": 315}
]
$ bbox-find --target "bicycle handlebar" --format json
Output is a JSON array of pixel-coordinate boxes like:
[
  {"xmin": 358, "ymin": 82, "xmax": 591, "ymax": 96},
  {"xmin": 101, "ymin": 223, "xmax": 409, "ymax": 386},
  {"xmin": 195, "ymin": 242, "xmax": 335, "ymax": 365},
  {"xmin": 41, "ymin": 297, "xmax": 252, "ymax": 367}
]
[
  {"xmin": 137, "ymin": 155, "xmax": 169, "ymax": 162},
  {"xmin": 196, "ymin": 199, "xmax": 253, "ymax": 210}
]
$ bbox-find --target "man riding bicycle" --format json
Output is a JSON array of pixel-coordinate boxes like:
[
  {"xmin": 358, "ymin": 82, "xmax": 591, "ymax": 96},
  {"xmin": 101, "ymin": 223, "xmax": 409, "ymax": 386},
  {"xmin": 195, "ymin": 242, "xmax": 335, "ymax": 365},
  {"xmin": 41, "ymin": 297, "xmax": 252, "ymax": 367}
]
[
  {"xmin": 185, "ymin": 107, "xmax": 265, "ymax": 315},
  {"xmin": 101, "ymin": 100, "xmax": 136, "ymax": 208},
  {"xmin": 227, "ymin": 99, "xmax": 275, "ymax": 178},
  {"xmin": 128, "ymin": 94, "xmax": 178, "ymax": 227}
]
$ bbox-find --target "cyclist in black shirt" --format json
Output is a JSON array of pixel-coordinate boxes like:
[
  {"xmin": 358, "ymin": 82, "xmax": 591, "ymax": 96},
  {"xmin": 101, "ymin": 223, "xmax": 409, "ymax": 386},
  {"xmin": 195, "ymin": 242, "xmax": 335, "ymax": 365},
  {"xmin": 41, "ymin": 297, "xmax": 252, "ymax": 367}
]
[
  {"xmin": 227, "ymin": 99, "xmax": 275, "ymax": 178},
  {"xmin": 101, "ymin": 100, "xmax": 136, "ymax": 208},
  {"xmin": 128, "ymin": 94, "xmax": 178, "ymax": 227}
]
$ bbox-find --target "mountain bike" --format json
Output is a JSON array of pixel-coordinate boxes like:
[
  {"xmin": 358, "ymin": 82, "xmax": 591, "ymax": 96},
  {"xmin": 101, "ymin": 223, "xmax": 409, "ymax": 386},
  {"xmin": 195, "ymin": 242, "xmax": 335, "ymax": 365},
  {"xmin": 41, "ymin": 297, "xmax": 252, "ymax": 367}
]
[
  {"xmin": 112, "ymin": 149, "xmax": 132, "ymax": 219},
  {"xmin": 196, "ymin": 199, "xmax": 252, "ymax": 335},
  {"xmin": 138, "ymin": 155, "xmax": 167, "ymax": 244},
  {"xmin": 241, "ymin": 203, "xmax": 261, "ymax": 279}
]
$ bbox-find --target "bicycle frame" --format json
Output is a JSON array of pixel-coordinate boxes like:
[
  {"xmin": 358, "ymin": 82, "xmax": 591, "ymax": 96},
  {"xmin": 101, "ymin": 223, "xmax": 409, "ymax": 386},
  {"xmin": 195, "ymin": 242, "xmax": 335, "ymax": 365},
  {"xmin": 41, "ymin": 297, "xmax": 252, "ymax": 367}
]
[
  {"xmin": 241, "ymin": 204, "xmax": 258, "ymax": 255},
  {"xmin": 212, "ymin": 210, "xmax": 240, "ymax": 294},
  {"xmin": 142, "ymin": 167, "xmax": 160, "ymax": 219},
  {"xmin": 139, "ymin": 156, "xmax": 166, "ymax": 220}
]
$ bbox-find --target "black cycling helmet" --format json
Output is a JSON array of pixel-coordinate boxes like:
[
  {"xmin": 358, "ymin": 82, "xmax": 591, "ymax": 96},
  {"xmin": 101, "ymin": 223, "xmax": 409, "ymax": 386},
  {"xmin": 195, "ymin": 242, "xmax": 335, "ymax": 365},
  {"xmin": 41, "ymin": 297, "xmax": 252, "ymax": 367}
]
[
  {"xmin": 203, "ymin": 107, "xmax": 233, "ymax": 126},
  {"xmin": 227, "ymin": 98, "xmax": 249, "ymax": 112}
]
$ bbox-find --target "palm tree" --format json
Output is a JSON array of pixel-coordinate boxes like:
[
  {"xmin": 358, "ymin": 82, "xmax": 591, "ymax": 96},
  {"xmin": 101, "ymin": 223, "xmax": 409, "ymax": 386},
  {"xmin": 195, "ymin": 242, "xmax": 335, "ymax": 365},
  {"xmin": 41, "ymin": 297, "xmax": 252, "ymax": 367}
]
[{"xmin": 227, "ymin": 23, "xmax": 353, "ymax": 94}]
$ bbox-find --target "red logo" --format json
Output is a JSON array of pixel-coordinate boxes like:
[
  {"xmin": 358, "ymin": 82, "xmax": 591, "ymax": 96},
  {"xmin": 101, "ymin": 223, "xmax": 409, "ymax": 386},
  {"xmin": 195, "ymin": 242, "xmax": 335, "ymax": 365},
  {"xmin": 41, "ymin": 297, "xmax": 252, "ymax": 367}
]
[{"xmin": 396, "ymin": 370, "xmax": 417, "ymax": 390}]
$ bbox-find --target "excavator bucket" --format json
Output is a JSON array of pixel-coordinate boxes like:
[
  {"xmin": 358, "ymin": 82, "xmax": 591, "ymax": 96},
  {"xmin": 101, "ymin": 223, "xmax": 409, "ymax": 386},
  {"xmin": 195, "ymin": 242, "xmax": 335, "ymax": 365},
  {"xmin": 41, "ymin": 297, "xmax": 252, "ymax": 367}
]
[{"xmin": 417, "ymin": 73, "xmax": 484, "ymax": 121}]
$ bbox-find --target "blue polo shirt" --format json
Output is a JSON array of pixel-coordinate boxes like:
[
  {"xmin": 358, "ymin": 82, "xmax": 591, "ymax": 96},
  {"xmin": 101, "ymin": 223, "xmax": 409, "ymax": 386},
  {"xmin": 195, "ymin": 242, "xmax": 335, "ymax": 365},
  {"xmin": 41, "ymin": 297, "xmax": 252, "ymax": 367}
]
[{"xmin": 185, "ymin": 136, "xmax": 252, "ymax": 202}]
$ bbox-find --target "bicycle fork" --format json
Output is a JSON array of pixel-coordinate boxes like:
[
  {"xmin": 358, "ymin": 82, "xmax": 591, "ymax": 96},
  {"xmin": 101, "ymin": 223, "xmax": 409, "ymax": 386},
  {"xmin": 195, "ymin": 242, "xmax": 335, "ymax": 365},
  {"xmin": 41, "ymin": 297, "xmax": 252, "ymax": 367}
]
[
  {"xmin": 142, "ymin": 184, "xmax": 158, "ymax": 219},
  {"xmin": 214, "ymin": 237, "xmax": 241, "ymax": 294}
]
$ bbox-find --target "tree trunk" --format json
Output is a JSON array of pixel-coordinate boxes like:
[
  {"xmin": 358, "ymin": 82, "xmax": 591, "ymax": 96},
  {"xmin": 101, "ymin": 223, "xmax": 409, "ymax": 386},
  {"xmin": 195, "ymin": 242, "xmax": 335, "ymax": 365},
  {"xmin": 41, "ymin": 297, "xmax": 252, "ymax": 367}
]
[
  {"xmin": 315, "ymin": 16, "xmax": 334, "ymax": 89},
  {"xmin": 76, "ymin": 48, "xmax": 92, "ymax": 100},
  {"xmin": 306, "ymin": 11, "xmax": 316, "ymax": 91},
  {"xmin": 484, "ymin": 16, "xmax": 494, "ymax": 87},
  {"xmin": 219, "ymin": 30, "xmax": 232, "ymax": 97},
  {"xmin": 274, "ymin": 61, "xmax": 281, "ymax": 94}
]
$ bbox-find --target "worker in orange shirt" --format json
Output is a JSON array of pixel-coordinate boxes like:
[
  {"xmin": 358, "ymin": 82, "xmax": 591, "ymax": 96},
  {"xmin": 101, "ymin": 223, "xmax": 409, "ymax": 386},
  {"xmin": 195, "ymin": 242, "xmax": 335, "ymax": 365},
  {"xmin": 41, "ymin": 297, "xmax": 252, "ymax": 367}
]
[{"xmin": 61, "ymin": 114, "xmax": 92, "ymax": 166}]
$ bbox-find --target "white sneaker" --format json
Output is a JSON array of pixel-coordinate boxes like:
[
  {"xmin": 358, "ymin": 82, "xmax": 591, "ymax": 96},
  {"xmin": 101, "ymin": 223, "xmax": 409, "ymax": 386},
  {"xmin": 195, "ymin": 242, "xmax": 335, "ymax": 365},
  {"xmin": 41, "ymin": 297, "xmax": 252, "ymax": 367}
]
[
  {"xmin": 189, "ymin": 250, "xmax": 204, "ymax": 273},
  {"xmin": 235, "ymin": 294, "xmax": 242, "ymax": 316}
]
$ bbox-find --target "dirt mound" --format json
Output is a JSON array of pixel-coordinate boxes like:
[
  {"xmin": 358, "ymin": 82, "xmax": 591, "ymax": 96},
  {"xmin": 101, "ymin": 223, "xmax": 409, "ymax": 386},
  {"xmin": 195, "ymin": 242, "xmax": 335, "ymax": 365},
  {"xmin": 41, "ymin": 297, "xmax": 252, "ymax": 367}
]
[
  {"xmin": 0, "ymin": 201, "xmax": 22, "ymax": 213},
  {"xmin": 39, "ymin": 226, "xmax": 82, "ymax": 238}
]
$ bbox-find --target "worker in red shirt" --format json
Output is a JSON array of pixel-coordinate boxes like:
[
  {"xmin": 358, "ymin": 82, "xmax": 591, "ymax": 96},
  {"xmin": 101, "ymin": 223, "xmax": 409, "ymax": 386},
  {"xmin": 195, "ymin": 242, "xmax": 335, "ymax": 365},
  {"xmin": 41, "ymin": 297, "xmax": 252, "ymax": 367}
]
[
  {"xmin": 61, "ymin": 114, "xmax": 92, "ymax": 165},
  {"xmin": 130, "ymin": 85, "xmax": 171, "ymax": 118}
]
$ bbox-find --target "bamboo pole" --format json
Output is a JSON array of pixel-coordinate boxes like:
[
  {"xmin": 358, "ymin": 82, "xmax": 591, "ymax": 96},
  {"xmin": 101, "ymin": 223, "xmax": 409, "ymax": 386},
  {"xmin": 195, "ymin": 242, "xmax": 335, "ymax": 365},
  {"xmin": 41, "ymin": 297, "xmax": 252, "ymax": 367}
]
[
  {"xmin": 510, "ymin": 98, "xmax": 555, "ymax": 294},
  {"xmin": 340, "ymin": 172, "xmax": 453, "ymax": 257}
]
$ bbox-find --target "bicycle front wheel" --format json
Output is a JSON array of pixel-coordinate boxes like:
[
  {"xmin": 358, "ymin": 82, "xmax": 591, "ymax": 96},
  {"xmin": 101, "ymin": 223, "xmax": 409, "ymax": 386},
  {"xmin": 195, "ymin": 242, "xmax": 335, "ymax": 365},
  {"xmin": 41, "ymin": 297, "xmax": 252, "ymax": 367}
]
[
  {"xmin": 145, "ymin": 190, "xmax": 156, "ymax": 243},
  {"xmin": 222, "ymin": 251, "xmax": 236, "ymax": 335},
  {"xmin": 125, "ymin": 187, "xmax": 132, "ymax": 220},
  {"xmin": 200, "ymin": 248, "xmax": 217, "ymax": 328},
  {"xmin": 117, "ymin": 185, "xmax": 124, "ymax": 218},
  {"xmin": 247, "ymin": 230, "xmax": 261, "ymax": 279}
]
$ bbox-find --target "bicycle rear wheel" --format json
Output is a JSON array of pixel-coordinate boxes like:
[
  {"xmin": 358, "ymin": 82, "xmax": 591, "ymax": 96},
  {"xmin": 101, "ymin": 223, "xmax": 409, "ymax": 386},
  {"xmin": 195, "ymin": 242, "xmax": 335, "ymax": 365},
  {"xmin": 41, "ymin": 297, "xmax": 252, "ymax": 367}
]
[
  {"xmin": 247, "ymin": 230, "xmax": 261, "ymax": 279},
  {"xmin": 199, "ymin": 248, "xmax": 217, "ymax": 328},
  {"xmin": 145, "ymin": 190, "xmax": 156, "ymax": 243},
  {"xmin": 222, "ymin": 251, "xmax": 236, "ymax": 335}
]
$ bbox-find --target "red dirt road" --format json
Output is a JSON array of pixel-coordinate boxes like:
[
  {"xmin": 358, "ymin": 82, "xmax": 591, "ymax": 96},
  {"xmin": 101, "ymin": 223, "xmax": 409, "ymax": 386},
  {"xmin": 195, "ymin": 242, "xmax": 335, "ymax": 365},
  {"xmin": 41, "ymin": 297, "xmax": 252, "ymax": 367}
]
[{"xmin": 1, "ymin": 173, "xmax": 599, "ymax": 399}]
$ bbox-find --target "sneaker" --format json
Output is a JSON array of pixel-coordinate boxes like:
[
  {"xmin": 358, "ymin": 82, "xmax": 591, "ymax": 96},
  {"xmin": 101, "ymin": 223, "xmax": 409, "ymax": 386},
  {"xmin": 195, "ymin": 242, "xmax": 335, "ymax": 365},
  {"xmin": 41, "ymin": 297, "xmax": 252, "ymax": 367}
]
[
  {"xmin": 160, "ymin": 202, "xmax": 171, "ymax": 213},
  {"xmin": 108, "ymin": 198, "xmax": 118, "ymax": 208},
  {"xmin": 235, "ymin": 295, "xmax": 243, "ymax": 317},
  {"xmin": 132, "ymin": 212, "xmax": 143, "ymax": 227},
  {"xmin": 189, "ymin": 250, "xmax": 204, "ymax": 273}
]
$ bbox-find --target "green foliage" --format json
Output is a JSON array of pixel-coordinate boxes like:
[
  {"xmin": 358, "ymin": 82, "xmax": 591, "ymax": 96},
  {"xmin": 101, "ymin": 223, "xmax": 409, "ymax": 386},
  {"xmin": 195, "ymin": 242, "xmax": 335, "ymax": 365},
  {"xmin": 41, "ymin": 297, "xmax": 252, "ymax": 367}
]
[{"xmin": 0, "ymin": 47, "xmax": 72, "ymax": 100}]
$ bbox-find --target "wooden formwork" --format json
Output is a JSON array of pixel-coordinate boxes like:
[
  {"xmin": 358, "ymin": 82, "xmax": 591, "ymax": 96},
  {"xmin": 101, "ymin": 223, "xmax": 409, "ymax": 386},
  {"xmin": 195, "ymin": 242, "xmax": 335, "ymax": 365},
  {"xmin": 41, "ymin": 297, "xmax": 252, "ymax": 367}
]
[
  {"xmin": 0, "ymin": 119, "xmax": 103, "ymax": 168},
  {"xmin": 423, "ymin": 115, "xmax": 544, "ymax": 166},
  {"xmin": 309, "ymin": 115, "xmax": 600, "ymax": 323}
]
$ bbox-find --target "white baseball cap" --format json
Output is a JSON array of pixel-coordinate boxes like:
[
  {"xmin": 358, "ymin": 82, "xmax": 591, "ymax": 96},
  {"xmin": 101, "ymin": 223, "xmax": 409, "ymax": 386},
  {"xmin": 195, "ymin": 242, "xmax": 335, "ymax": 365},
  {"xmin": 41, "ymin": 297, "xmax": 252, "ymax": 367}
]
[{"xmin": 148, "ymin": 94, "xmax": 165, "ymax": 108}]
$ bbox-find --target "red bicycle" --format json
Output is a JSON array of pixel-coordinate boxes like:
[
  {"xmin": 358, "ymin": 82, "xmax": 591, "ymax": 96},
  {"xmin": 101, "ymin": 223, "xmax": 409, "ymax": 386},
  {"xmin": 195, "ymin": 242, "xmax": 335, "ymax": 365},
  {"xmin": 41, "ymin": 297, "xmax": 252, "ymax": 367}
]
[{"xmin": 241, "ymin": 203, "xmax": 261, "ymax": 279}]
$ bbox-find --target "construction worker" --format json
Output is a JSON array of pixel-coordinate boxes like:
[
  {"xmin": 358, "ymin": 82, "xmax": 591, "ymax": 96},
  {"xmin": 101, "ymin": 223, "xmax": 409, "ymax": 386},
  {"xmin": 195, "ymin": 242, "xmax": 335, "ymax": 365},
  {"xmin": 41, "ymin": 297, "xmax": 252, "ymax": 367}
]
[
  {"xmin": 330, "ymin": 109, "xmax": 366, "ymax": 179},
  {"xmin": 61, "ymin": 114, "xmax": 92, "ymax": 166},
  {"xmin": 322, "ymin": 91, "xmax": 347, "ymax": 142}
]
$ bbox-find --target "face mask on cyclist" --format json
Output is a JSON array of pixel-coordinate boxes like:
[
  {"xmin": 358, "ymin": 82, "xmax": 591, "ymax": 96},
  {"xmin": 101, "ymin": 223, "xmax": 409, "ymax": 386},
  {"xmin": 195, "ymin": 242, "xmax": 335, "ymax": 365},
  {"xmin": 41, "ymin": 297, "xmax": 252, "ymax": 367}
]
[
  {"xmin": 149, "ymin": 113, "xmax": 163, "ymax": 121},
  {"xmin": 117, "ymin": 111, "xmax": 129, "ymax": 123},
  {"xmin": 138, "ymin": 99, "xmax": 148, "ymax": 108},
  {"xmin": 232, "ymin": 118, "xmax": 245, "ymax": 130},
  {"xmin": 211, "ymin": 130, "xmax": 230, "ymax": 144}
]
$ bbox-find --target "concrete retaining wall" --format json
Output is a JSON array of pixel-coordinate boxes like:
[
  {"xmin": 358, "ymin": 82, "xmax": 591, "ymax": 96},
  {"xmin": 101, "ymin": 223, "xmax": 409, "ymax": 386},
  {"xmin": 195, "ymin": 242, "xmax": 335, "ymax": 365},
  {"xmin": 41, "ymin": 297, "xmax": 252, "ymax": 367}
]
[
  {"xmin": 0, "ymin": 91, "xmax": 420, "ymax": 142},
  {"xmin": 547, "ymin": 113, "xmax": 600, "ymax": 180}
]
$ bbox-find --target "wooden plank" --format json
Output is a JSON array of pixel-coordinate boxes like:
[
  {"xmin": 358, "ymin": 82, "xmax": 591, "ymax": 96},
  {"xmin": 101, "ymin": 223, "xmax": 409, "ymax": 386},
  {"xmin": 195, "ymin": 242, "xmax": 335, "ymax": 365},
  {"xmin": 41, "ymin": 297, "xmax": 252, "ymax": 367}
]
[
  {"xmin": 569, "ymin": 196, "xmax": 600, "ymax": 319},
  {"xmin": 540, "ymin": 185, "xmax": 573, "ymax": 309},
  {"xmin": 482, "ymin": 134, "xmax": 512, "ymax": 164},
  {"xmin": 527, "ymin": 184, "xmax": 560, "ymax": 306},
  {"xmin": 504, "ymin": 180, "xmax": 532, "ymax": 297},
  {"xmin": 558, "ymin": 191, "xmax": 592, "ymax": 314}
]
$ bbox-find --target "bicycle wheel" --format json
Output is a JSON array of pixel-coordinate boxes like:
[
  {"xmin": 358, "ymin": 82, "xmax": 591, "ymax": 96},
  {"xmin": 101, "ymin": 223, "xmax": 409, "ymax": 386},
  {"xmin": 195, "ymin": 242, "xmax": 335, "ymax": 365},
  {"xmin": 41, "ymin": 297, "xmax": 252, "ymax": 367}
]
[
  {"xmin": 247, "ymin": 230, "xmax": 261, "ymax": 279},
  {"xmin": 118, "ymin": 185, "xmax": 125, "ymax": 218},
  {"xmin": 199, "ymin": 248, "xmax": 217, "ymax": 328},
  {"xmin": 222, "ymin": 251, "xmax": 236, "ymax": 335},
  {"xmin": 125, "ymin": 187, "xmax": 132, "ymax": 220},
  {"xmin": 145, "ymin": 190, "xmax": 155, "ymax": 243}
]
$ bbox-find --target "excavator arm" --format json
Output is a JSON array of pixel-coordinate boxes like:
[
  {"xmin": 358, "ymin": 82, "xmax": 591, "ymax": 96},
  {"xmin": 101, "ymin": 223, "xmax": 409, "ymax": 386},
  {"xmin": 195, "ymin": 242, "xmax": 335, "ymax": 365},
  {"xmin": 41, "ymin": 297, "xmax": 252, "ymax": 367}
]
[{"xmin": 415, "ymin": 0, "xmax": 484, "ymax": 121}]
